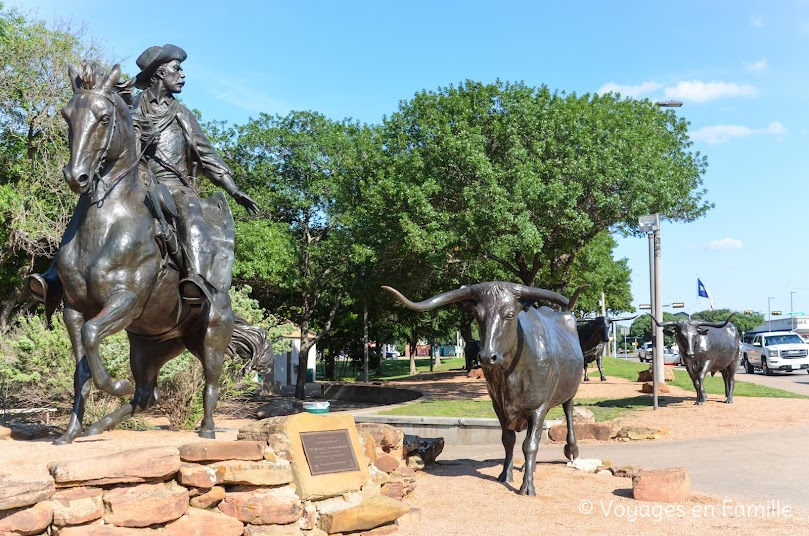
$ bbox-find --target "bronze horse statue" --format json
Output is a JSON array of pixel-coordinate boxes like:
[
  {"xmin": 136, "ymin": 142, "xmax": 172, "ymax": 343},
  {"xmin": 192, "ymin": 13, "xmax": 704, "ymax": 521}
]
[{"xmin": 51, "ymin": 62, "xmax": 258, "ymax": 444}]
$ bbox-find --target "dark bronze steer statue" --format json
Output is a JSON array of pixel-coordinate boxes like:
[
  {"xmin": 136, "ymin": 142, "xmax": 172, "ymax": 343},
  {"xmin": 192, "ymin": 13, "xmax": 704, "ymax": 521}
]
[
  {"xmin": 652, "ymin": 315, "xmax": 740, "ymax": 405},
  {"xmin": 383, "ymin": 282, "xmax": 583, "ymax": 496},
  {"xmin": 576, "ymin": 315, "xmax": 636, "ymax": 381}
]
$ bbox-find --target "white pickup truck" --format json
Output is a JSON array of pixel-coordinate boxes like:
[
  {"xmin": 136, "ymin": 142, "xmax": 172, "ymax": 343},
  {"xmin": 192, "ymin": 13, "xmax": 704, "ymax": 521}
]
[{"xmin": 740, "ymin": 331, "xmax": 809, "ymax": 375}]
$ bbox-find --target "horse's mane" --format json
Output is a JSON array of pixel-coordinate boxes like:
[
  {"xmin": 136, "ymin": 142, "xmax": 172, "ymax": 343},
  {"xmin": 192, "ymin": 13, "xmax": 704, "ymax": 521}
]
[
  {"xmin": 72, "ymin": 61, "xmax": 108, "ymax": 90},
  {"xmin": 72, "ymin": 60, "xmax": 135, "ymax": 105}
]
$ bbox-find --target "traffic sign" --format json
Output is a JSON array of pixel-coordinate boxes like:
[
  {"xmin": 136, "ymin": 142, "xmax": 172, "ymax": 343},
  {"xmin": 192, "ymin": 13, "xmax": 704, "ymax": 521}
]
[
  {"xmin": 639, "ymin": 304, "xmax": 651, "ymax": 310},
  {"xmin": 788, "ymin": 312, "xmax": 805, "ymax": 316},
  {"xmin": 671, "ymin": 302, "xmax": 685, "ymax": 308}
]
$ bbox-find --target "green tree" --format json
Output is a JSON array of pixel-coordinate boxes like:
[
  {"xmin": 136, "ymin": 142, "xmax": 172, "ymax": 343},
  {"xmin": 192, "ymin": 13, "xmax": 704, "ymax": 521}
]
[
  {"xmin": 381, "ymin": 80, "xmax": 710, "ymax": 294},
  {"xmin": 566, "ymin": 231, "xmax": 633, "ymax": 315},
  {"xmin": 231, "ymin": 111, "xmax": 376, "ymax": 399}
]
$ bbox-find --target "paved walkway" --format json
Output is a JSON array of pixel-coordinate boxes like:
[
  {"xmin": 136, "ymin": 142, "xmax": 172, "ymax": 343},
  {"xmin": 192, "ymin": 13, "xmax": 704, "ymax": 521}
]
[
  {"xmin": 440, "ymin": 425, "xmax": 809, "ymax": 510},
  {"xmin": 421, "ymin": 366, "xmax": 809, "ymax": 511}
]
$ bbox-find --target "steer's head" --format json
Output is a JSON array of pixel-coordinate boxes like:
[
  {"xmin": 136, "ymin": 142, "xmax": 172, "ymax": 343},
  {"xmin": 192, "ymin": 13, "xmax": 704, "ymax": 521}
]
[
  {"xmin": 382, "ymin": 282, "xmax": 573, "ymax": 369},
  {"xmin": 651, "ymin": 314, "xmax": 734, "ymax": 359}
]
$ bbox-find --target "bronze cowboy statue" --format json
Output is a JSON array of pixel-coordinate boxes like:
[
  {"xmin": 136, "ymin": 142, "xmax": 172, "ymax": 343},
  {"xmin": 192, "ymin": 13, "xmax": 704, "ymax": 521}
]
[
  {"xmin": 29, "ymin": 44, "xmax": 258, "ymax": 315},
  {"xmin": 25, "ymin": 48, "xmax": 265, "ymax": 444}
]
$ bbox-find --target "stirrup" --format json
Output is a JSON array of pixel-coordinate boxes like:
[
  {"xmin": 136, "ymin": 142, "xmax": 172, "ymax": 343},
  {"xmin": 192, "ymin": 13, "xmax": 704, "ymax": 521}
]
[{"xmin": 179, "ymin": 275, "xmax": 212, "ymax": 309}]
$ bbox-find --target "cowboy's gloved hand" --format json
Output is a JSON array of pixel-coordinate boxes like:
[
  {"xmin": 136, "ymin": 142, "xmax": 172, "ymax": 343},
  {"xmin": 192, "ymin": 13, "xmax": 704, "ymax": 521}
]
[{"xmin": 233, "ymin": 190, "xmax": 258, "ymax": 215}]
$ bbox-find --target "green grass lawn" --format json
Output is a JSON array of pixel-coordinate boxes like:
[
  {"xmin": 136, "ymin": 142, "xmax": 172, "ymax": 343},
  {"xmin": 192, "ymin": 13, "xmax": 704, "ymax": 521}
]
[
  {"xmin": 377, "ymin": 396, "xmax": 652, "ymax": 421},
  {"xmin": 373, "ymin": 355, "xmax": 807, "ymax": 420},
  {"xmin": 318, "ymin": 356, "xmax": 466, "ymax": 381},
  {"xmin": 599, "ymin": 357, "xmax": 809, "ymax": 399}
]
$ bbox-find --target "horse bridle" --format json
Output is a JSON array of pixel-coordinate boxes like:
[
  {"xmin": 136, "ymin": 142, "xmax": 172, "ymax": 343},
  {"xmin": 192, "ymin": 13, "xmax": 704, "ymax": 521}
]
[{"xmin": 80, "ymin": 89, "xmax": 151, "ymax": 199}]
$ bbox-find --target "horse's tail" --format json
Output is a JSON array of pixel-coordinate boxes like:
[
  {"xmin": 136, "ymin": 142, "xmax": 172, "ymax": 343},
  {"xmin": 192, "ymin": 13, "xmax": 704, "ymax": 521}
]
[{"xmin": 227, "ymin": 315, "xmax": 274, "ymax": 375}]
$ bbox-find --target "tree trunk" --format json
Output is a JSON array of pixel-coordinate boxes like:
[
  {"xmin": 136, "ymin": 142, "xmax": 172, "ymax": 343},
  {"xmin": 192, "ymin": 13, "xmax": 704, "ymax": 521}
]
[{"xmin": 325, "ymin": 354, "xmax": 335, "ymax": 379}]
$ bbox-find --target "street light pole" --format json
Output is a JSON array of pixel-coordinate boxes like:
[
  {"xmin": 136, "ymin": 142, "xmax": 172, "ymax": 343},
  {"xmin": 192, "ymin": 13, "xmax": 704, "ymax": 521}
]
[
  {"xmin": 768, "ymin": 297, "xmax": 774, "ymax": 332},
  {"xmin": 791, "ymin": 291, "xmax": 796, "ymax": 331},
  {"xmin": 639, "ymin": 214, "xmax": 662, "ymax": 409}
]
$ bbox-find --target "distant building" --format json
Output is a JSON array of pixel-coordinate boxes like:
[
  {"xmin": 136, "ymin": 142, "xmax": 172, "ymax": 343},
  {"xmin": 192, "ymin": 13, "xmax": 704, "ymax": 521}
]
[{"xmin": 750, "ymin": 316, "xmax": 809, "ymax": 338}]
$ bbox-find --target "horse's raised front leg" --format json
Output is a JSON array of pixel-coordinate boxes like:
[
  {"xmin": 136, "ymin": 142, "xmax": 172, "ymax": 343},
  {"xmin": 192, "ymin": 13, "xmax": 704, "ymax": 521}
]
[
  {"xmin": 54, "ymin": 306, "xmax": 92, "ymax": 445},
  {"xmin": 81, "ymin": 291, "xmax": 139, "ymax": 397}
]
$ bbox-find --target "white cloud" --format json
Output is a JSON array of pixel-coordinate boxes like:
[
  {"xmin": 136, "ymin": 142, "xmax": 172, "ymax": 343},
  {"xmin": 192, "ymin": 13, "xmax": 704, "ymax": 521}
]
[
  {"xmin": 691, "ymin": 121, "xmax": 786, "ymax": 144},
  {"xmin": 745, "ymin": 59, "xmax": 767, "ymax": 72},
  {"xmin": 750, "ymin": 15, "xmax": 764, "ymax": 28},
  {"xmin": 596, "ymin": 81, "xmax": 663, "ymax": 98},
  {"xmin": 664, "ymin": 81, "xmax": 758, "ymax": 102},
  {"xmin": 709, "ymin": 238, "xmax": 743, "ymax": 250}
]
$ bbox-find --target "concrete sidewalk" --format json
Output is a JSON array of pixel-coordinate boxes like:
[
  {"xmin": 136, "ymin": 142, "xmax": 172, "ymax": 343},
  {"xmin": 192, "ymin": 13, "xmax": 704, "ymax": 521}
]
[{"xmin": 439, "ymin": 424, "xmax": 809, "ymax": 510}]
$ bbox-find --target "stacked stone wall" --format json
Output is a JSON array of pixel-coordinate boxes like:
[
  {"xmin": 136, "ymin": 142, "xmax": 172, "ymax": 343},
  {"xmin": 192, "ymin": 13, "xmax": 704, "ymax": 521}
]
[{"xmin": 0, "ymin": 421, "xmax": 422, "ymax": 536}]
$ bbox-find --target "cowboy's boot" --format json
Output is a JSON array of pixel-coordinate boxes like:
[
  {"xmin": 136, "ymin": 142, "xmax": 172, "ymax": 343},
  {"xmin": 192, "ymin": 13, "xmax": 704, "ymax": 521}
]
[{"xmin": 28, "ymin": 263, "xmax": 63, "ymax": 325}]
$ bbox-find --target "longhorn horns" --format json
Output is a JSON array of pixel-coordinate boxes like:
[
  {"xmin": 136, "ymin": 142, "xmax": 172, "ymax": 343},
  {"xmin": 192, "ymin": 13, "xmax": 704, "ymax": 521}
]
[
  {"xmin": 649, "ymin": 313, "xmax": 735, "ymax": 329},
  {"xmin": 381, "ymin": 282, "xmax": 572, "ymax": 312}
]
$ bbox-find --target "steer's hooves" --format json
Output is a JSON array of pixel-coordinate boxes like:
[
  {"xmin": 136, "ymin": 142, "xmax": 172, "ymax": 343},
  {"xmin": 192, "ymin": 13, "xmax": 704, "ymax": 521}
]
[
  {"xmin": 518, "ymin": 483, "xmax": 536, "ymax": 496},
  {"xmin": 497, "ymin": 470, "xmax": 513, "ymax": 483},
  {"xmin": 564, "ymin": 444, "xmax": 579, "ymax": 461},
  {"xmin": 53, "ymin": 434, "xmax": 76, "ymax": 445},
  {"xmin": 198, "ymin": 429, "xmax": 216, "ymax": 440}
]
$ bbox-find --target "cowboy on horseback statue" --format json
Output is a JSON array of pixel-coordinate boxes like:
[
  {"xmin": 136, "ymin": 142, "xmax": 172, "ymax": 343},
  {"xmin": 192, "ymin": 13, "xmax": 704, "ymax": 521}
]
[{"xmin": 29, "ymin": 44, "xmax": 258, "ymax": 313}]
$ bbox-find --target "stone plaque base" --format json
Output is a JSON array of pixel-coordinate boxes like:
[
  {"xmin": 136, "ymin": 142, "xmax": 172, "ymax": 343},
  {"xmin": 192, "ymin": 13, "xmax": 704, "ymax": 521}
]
[{"xmin": 281, "ymin": 412, "xmax": 370, "ymax": 500}]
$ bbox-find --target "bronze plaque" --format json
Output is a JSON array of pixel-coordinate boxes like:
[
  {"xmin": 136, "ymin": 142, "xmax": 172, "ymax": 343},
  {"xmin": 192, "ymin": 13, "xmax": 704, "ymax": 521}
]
[{"xmin": 299, "ymin": 429, "xmax": 360, "ymax": 476}]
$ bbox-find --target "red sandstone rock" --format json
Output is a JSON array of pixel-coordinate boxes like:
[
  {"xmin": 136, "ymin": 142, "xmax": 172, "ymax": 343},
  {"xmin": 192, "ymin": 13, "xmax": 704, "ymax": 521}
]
[
  {"xmin": 372, "ymin": 454, "xmax": 401, "ymax": 474},
  {"xmin": 178, "ymin": 463, "xmax": 218, "ymax": 488},
  {"xmin": 209, "ymin": 459, "xmax": 293, "ymax": 486},
  {"xmin": 48, "ymin": 447, "xmax": 180, "ymax": 487},
  {"xmin": 380, "ymin": 479, "xmax": 405, "ymax": 500},
  {"xmin": 355, "ymin": 424, "xmax": 404, "ymax": 452},
  {"xmin": 0, "ymin": 501, "xmax": 53, "ymax": 535},
  {"xmin": 179, "ymin": 441, "xmax": 266, "ymax": 462},
  {"xmin": 52, "ymin": 486, "xmax": 103, "ymax": 526},
  {"xmin": 467, "ymin": 368, "xmax": 484, "ymax": 379},
  {"xmin": 164, "ymin": 507, "xmax": 244, "ymax": 536},
  {"xmin": 318, "ymin": 495, "xmax": 409, "ymax": 534},
  {"xmin": 0, "ymin": 475, "xmax": 55, "ymax": 511},
  {"xmin": 103, "ymin": 482, "xmax": 188, "ymax": 527},
  {"xmin": 59, "ymin": 525, "xmax": 162, "ymax": 535},
  {"xmin": 243, "ymin": 524, "xmax": 305, "ymax": 535},
  {"xmin": 217, "ymin": 486, "xmax": 303, "ymax": 525},
  {"xmin": 548, "ymin": 422, "xmax": 615, "ymax": 442},
  {"xmin": 189, "ymin": 486, "xmax": 226, "ymax": 509},
  {"xmin": 632, "ymin": 467, "xmax": 691, "ymax": 503}
]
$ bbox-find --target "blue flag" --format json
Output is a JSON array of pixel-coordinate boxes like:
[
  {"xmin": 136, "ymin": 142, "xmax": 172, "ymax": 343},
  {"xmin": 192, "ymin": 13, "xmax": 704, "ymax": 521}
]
[{"xmin": 697, "ymin": 278, "xmax": 714, "ymax": 310}]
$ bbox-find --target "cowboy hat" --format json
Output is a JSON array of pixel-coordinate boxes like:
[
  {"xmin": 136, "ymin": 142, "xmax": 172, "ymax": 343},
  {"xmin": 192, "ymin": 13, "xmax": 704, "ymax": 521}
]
[{"xmin": 134, "ymin": 44, "xmax": 187, "ymax": 89}]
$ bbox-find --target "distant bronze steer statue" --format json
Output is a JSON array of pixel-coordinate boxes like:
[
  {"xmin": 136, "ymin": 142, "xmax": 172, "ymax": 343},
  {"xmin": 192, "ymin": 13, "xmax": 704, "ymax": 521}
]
[
  {"xmin": 651, "ymin": 315, "xmax": 740, "ymax": 404},
  {"xmin": 383, "ymin": 282, "xmax": 583, "ymax": 496},
  {"xmin": 576, "ymin": 315, "xmax": 636, "ymax": 381}
]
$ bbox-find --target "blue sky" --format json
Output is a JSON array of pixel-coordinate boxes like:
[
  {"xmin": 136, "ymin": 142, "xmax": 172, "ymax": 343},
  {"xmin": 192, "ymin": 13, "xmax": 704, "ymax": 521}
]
[{"xmin": 11, "ymin": 0, "xmax": 809, "ymax": 320}]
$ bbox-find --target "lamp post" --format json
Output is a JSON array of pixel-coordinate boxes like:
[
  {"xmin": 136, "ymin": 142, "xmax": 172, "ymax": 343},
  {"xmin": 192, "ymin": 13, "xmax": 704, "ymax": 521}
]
[
  {"xmin": 638, "ymin": 100, "xmax": 682, "ymax": 410},
  {"xmin": 639, "ymin": 213, "xmax": 662, "ymax": 409},
  {"xmin": 768, "ymin": 297, "xmax": 774, "ymax": 333}
]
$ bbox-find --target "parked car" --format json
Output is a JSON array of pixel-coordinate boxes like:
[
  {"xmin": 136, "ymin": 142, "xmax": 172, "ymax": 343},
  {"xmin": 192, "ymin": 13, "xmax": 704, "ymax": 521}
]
[
  {"xmin": 385, "ymin": 350, "xmax": 400, "ymax": 359},
  {"xmin": 638, "ymin": 342, "xmax": 653, "ymax": 362},
  {"xmin": 663, "ymin": 346, "xmax": 681, "ymax": 365}
]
